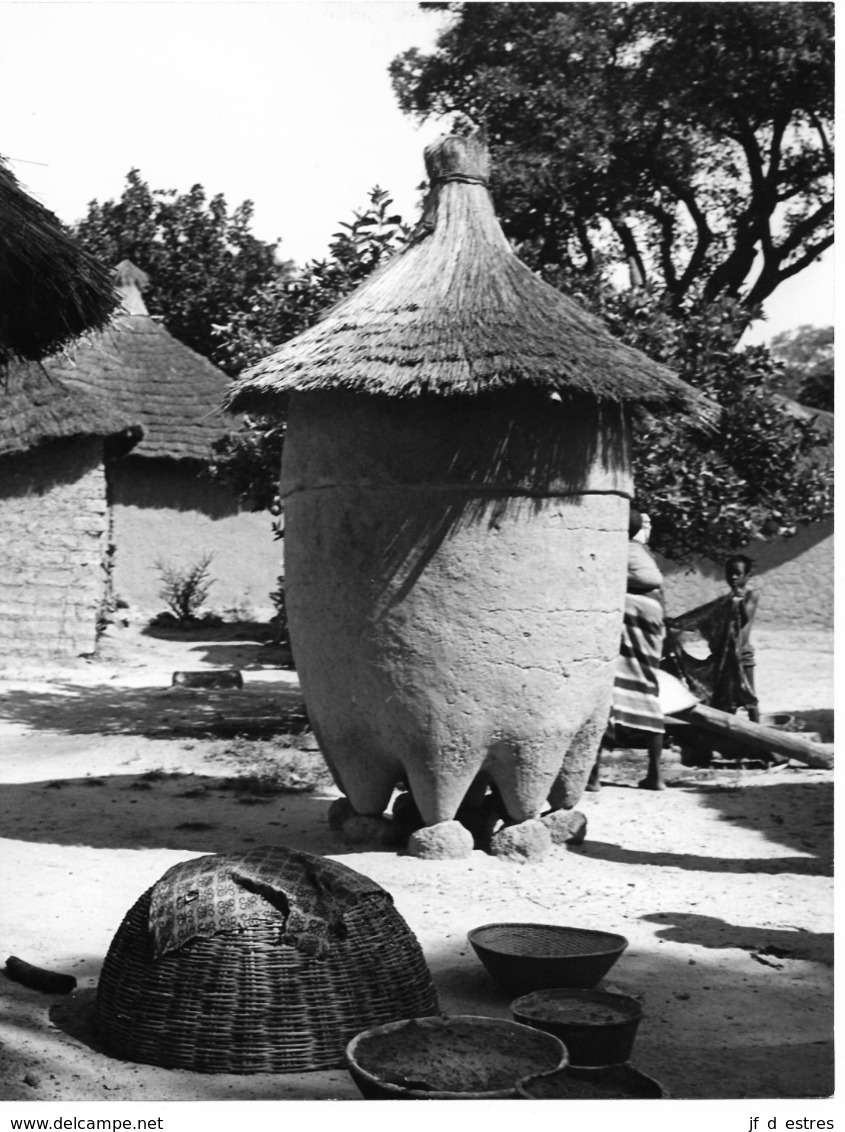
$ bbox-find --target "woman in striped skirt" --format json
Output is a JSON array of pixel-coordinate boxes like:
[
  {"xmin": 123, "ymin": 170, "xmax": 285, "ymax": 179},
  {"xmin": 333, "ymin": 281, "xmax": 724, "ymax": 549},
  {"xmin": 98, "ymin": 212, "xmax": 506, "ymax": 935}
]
[{"xmin": 588, "ymin": 509, "xmax": 666, "ymax": 791}]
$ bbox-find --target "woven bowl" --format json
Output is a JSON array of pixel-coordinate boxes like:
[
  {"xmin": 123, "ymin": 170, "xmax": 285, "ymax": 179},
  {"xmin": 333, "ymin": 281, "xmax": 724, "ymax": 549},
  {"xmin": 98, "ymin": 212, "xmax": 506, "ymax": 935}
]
[
  {"xmin": 517, "ymin": 1063, "xmax": 667, "ymax": 1099},
  {"xmin": 95, "ymin": 847, "xmax": 439, "ymax": 1073},
  {"xmin": 468, "ymin": 922, "xmax": 628, "ymax": 993},
  {"xmin": 511, "ymin": 987, "xmax": 642, "ymax": 1066},
  {"xmin": 345, "ymin": 1014, "xmax": 567, "ymax": 1100},
  {"xmin": 514, "ymin": 1064, "xmax": 666, "ymax": 1100}
]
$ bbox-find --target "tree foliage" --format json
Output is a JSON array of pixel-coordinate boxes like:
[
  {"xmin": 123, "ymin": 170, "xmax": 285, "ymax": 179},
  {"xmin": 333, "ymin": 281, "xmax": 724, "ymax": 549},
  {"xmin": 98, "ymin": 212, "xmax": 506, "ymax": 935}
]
[
  {"xmin": 212, "ymin": 187, "xmax": 409, "ymax": 376},
  {"xmin": 389, "ymin": 2, "xmax": 833, "ymax": 561},
  {"xmin": 392, "ymin": 2, "xmax": 834, "ymax": 323},
  {"xmin": 604, "ymin": 291, "xmax": 831, "ymax": 561},
  {"xmin": 769, "ymin": 324, "xmax": 834, "ymax": 412},
  {"xmin": 207, "ymin": 189, "xmax": 410, "ymax": 507},
  {"xmin": 73, "ymin": 170, "xmax": 285, "ymax": 373}
]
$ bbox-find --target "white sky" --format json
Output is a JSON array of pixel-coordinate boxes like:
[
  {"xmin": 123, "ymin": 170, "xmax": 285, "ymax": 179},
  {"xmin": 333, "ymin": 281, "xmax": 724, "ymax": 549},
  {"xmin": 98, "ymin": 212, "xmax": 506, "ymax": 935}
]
[{"xmin": 0, "ymin": 0, "xmax": 834, "ymax": 343}]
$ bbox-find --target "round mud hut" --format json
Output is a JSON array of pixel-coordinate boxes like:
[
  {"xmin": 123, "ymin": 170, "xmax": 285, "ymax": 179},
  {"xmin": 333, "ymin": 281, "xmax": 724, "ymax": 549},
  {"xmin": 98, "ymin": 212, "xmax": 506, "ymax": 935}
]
[{"xmin": 227, "ymin": 134, "xmax": 703, "ymax": 861}]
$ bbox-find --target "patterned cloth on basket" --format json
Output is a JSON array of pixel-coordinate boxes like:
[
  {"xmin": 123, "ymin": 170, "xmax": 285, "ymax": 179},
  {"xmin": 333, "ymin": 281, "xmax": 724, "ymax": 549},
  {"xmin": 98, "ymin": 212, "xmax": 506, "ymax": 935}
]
[{"xmin": 149, "ymin": 846, "xmax": 386, "ymax": 960}]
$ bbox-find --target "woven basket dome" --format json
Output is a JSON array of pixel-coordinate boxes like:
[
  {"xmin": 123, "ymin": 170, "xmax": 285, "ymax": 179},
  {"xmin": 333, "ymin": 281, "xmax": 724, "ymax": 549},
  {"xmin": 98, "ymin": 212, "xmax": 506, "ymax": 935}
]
[{"xmin": 95, "ymin": 847, "xmax": 439, "ymax": 1073}]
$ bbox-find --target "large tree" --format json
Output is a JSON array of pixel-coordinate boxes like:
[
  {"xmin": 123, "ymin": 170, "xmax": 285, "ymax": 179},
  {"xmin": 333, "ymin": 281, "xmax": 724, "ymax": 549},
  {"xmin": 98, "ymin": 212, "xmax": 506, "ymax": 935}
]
[
  {"xmin": 388, "ymin": 2, "xmax": 833, "ymax": 561},
  {"xmin": 73, "ymin": 171, "xmax": 285, "ymax": 373},
  {"xmin": 391, "ymin": 2, "xmax": 834, "ymax": 322}
]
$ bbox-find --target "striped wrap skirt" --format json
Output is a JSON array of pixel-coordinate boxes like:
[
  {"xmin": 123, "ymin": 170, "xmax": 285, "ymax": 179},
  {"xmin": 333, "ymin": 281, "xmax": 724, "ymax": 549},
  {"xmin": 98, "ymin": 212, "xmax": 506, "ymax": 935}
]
[{"xmin": 610, "ymin": 591, "xmax": 665, "ymax": 734}]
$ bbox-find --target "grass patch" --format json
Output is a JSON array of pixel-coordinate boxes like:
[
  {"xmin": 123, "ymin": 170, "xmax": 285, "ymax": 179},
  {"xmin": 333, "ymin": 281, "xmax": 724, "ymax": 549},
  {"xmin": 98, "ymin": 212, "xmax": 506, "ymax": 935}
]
[{"xmin": 210, "ymin": 737, "xmax": 333, "ymax": 796}]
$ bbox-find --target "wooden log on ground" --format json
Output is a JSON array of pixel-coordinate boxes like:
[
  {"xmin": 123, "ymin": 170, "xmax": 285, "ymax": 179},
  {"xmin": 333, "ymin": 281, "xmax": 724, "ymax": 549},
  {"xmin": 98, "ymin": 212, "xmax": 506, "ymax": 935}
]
[
  {"xmin": 171, "ymin": 669, "xmax": 244, "ymax": 689},
  {"xmin": 683, "ymin": 704, "xmax": 833, "ymax": 769}
]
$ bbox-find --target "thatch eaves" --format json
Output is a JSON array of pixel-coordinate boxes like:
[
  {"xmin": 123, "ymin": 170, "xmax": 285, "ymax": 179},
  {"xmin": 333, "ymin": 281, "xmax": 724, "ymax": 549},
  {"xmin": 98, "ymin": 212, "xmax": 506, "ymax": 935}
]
[
  {"xmin": 48, "ymin": 261, "xmax": 235, "ymax": 462},
  {"xmin": 0, "ymin": 361, "xmax": 141, "ymax": 459},
  {"xmin": 0, "ymin": 158, "xmax": 119, "ymax": 366},
  {"xmin": 226, "ymin": 134, "xmax": 701, "ymax": 416}
]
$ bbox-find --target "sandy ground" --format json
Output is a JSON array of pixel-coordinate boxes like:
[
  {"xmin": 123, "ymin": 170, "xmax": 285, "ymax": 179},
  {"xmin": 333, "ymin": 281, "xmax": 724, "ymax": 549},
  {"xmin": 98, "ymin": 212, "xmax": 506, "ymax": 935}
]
[{"xmin": 0, "ymin": 620, "xmax": 834, "ymax": 1104}]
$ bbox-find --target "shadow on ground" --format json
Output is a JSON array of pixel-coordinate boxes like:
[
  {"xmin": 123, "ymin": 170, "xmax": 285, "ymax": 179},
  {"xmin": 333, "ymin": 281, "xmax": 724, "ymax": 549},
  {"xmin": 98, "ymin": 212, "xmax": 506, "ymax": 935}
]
[
  {"xmin": 140, "ymin": 623, "xmax": 291, "ymax": 672},
  {"xmin": 0, "ymin": 772, "xmax": 358, "ymax": 857},
  {"xmin": 640, "ymin": 911, "xmax": 833, "ymax": 965},
  {"xmin": 695, "ymin": 778, "xmax": 833, "ymax": 859},
  {"xmin": 587, "ymin": 776, "xmax": 832, "ymax": 871},
  {"xmin": 0, "ymin": 683, "xmax": 304, "ymax": 736}
]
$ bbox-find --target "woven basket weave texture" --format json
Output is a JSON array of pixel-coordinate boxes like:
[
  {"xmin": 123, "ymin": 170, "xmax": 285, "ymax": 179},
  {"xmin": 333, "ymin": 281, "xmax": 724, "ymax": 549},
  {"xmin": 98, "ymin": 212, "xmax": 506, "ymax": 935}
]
[
  {"xmin": 95, "ymin": 847, "xmax": 439, "ymax": 1073},
  {"xmin": 473, "ymin": 923, "xmax": 626, "ymax": 957}
]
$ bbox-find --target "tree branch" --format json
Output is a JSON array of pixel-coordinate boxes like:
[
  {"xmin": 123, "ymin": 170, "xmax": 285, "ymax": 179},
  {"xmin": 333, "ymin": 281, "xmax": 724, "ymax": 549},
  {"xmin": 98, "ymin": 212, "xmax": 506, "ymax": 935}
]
[
  {"xmin": 777, "ymin": 199, "xmax": 833, "ymax": 259},
  {"xmin": 745, "ymin": 232, "xmax": 834, "ymax": 308},
  {"xmin": 610, "ymin": 214, "xmax": 647, "ymax": 289},
  {"xmin": 807, "ymin": 110, "xmax": 834, "ymax": 170},
  {"xmin": 641, "ymin": 203, "xmax": 678, "ymax": 294}
]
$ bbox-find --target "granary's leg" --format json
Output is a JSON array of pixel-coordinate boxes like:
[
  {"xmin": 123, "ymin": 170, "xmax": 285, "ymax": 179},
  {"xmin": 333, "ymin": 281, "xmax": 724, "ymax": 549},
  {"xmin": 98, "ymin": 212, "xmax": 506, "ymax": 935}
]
[
  {"xmin": 548, "ymin": 691, "xmax": 612, "ymax": 812},
  {"xmin": 477, "ymin": 738, "xmax": 556, "ymax": 862},
  {"xmin": 482, "ymin": 737, "xmax": 557, "ymax": 823},
  {"xmin": 325, "ymin": 751, "xmax": 403, "ymax": 846},
  {"xmin": 402, "ymin": 758, "xmax": 478, "ymax": 859}
]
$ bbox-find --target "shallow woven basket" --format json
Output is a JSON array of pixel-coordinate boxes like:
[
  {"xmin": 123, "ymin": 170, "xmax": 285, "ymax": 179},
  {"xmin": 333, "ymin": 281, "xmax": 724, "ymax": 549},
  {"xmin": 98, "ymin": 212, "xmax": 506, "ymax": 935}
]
[
  {"xmin": 95, "ymin": 847, "xmax": 439, "ymax": 1073},
  {"xmin": 468, "ymin": 922, "xmax": 628, "ymax": 992}
]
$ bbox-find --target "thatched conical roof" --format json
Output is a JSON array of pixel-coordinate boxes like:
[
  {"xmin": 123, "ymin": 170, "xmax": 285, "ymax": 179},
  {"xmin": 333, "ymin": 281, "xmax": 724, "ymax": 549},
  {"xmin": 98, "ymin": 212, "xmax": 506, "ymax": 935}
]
[
  {"xmin": 0, "ymin": 361, "xmax": 141, "ymax": 459},
  {"xmin": 0, "ymin": 158, "xmax": 119, "ymax": 367},
  {"xmin": 48, "ymin": 261, "xmax": 235, "ymax": 462},
  {"xmin": 226, "ymin": 134, "xmax": 699, "ymax": 414}
]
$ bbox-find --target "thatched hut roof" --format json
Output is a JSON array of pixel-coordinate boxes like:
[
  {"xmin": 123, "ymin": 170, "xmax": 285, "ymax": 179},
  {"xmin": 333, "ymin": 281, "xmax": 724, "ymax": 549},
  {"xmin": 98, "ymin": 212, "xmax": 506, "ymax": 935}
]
[
  {"xmin": 226, "ymin": 134, "xmax": 701, "ymax": 415},
  {"xmin": 0, "ymin": 361, "xmax": 141, "ymax": 459},
  {"xmin": 48, "ymin": 261, "xmax": 235, "ymax": 462},
  {"xmin": 0, "ymin": 158, "xmax": 119, "ymax": 366}
]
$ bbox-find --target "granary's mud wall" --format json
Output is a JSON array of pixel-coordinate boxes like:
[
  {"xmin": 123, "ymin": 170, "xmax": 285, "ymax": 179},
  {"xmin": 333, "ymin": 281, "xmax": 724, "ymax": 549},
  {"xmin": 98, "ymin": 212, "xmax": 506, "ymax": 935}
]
[
  {"xmin": 0, "ymin": 438, "xmax": 108, "ymax": 661},
  {"xmin": 108, "ymin": 457, "xmax": 280, "ymax": 621},
  {"xmin": 282, "ymin": 391, "xmax": 632, "ymax": 827},
  {"xmin": 658, "ymin": 517, "xmax": 833, "ymax": 630}
]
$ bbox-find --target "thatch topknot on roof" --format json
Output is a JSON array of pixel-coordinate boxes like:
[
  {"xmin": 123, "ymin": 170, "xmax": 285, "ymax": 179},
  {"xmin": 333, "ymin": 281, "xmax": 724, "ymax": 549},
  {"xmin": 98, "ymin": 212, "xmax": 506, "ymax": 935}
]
[
  {"xmin": 225, "ymin": 133, "xmax": 705, "ymax": 415},
  {"xmin": 0, "ymin": 158, "xmax": 119, "ymax": 367}
]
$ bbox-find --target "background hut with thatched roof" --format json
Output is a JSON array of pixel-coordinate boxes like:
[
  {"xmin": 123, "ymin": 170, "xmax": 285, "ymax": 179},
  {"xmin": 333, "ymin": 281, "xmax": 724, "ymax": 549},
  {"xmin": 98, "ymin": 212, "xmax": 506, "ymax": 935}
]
[
  {"xmin": 43, "ymin": 261, "xmax": 279, "ymax": 621},
  {"xmin": 0, "ymin": 157, "xmax": 117, "ymax": 366},
  {"xmin": 0, "ymin": 160, "xmax": 136, "ymax": 662},
  {"xmin": 0, "ymin": 363, "xmax": 141, "ymax": 663},
  {"xmin": 227, "ymin": 134, "xmax": 707, "ymax": 860}
]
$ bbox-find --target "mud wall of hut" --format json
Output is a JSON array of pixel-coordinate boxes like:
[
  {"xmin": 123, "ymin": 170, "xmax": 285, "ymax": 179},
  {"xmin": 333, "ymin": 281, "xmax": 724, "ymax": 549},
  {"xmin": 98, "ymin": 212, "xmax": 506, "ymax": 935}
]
[
  {"xmin": 0, "ymin": 438, "xmax": 109, "ymax": 663},
  {"xmin": 658, "ymin": 517, "xmax": 833, "ymax": 631},
  {"xmin": 108, "ymin": 457, "xmax": 280, "ymax": 620}
]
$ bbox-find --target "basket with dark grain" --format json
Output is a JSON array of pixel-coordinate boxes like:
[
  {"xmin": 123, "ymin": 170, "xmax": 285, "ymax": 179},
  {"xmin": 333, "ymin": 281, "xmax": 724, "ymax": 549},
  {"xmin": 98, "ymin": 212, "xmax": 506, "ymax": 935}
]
[
  {"xmin": 345, "ymin": 1014, "xmax": 567, "ymax": 1100},
  {"xmin": 95, "ymin": 846, "xmax": 439, "ymax": 1073},
  {"xmin": 511, "ymin": 987, "xmax": 642, "ymax": 1065},
  {"xmin": 468, "ymin": 923, "xmax": 628, "ymax": 993}
]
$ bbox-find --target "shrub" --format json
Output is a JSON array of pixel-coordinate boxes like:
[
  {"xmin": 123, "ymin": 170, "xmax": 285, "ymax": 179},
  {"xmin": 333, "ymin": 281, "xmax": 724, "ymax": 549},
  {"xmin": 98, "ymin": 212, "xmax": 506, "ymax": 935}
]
[{"xmin": 155, "ymin": 553, "xmax": 215, "ymax": 623}]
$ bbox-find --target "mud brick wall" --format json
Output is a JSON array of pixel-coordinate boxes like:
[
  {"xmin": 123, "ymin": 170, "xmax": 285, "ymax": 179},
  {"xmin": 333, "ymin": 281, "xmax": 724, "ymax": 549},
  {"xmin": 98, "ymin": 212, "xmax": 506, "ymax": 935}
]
[
  {"xmin": 108, "ymin": 456, "xmax": 279, "ymax": 621},
  {"xmin": 0, "ymin": 438, "xmax": 108, "ymax": 662},
  {"xmin": 659, "ymin": 517, "xmax": 834, "ymax": 630}
]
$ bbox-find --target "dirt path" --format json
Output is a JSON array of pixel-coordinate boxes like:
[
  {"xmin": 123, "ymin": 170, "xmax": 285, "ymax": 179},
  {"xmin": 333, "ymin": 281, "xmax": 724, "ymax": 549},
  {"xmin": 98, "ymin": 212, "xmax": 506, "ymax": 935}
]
[{"xmin": 0, "ymin": 622, "xmax": 834, "ymax": 1102}]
